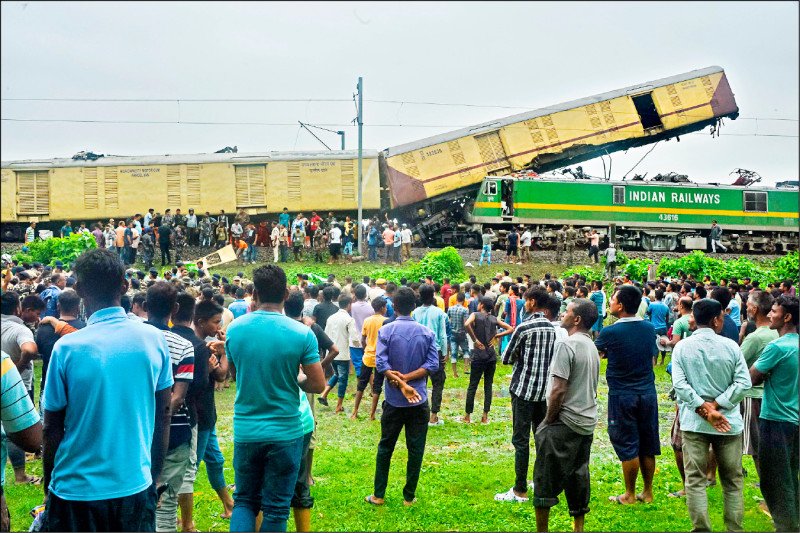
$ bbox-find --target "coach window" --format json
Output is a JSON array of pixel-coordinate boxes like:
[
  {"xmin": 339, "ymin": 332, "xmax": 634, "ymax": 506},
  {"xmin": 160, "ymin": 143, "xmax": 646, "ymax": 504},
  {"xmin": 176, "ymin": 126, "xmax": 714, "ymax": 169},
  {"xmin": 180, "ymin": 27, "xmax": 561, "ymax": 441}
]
[
  {"xmin": 483, "ymin": 180, "xmax": 497, "ymax": 196},
  {"xmin": 613, "ymin": 185, "xmax": 625, "ymax": 205},
  {"xmin": 743, "ymin": 191, "xmax": 768, "ymax": 213}
]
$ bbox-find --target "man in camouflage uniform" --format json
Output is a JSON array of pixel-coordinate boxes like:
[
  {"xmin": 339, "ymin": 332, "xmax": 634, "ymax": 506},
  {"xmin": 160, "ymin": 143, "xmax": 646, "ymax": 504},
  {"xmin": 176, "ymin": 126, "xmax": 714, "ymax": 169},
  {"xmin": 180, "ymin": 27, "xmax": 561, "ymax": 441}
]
[
  {"xmin": 173, "ymin": 208, "xmax": 186, "ymax": 229},
  {"xmin": 141, "ymin": 227, "xmax": 155, "ymax": 270},
  {"xmin": 556, "ymin": 224, "xmax": 566, "ymax": 264},
  {"xmin": 565, "ymin": 224, "xmax": 578, "ymax": 266},
  {"xmin": 200, "ymin": 214, "xmax": 214, "ymax": 249},
  {"xmin": 162, "ymin": 208, "xmax": 175, "ymax": 227},
  {"xmin": 313, "ymin": 223, "xmax": 328, "ymax": 263},
  {"xmin": 173, "ymin": 226, "xmax": 186, "ymax": 262}
]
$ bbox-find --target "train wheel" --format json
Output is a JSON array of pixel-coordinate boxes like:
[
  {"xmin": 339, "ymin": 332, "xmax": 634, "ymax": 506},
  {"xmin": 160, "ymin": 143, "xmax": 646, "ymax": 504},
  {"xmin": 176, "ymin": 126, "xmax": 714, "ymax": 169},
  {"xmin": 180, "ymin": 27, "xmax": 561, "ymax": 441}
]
[
  {"xmin": 641, "ymin": 234, "xmax": 653, "ymax": 251},
  {"xmin": 730, "ymin": 241, "xmax": 744, "ymax": 253},
  {"xmin": 763, "ymin": 241, "xmax": 776, "ymax": 254}
]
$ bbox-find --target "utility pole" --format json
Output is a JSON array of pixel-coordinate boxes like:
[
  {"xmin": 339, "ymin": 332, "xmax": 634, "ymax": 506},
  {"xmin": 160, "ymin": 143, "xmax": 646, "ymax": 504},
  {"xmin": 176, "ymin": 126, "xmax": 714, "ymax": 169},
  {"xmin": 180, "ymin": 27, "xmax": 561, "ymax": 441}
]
[{"xmin": 356, "ymin": 76, "xmax": 363, "ymax": 257}]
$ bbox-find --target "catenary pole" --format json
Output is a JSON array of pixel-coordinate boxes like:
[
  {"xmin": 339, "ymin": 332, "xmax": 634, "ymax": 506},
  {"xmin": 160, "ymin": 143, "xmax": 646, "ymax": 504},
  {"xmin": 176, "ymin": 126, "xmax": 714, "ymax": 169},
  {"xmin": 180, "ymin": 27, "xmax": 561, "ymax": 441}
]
[{"xmin": 357, "ymin": 77, "xmax": 363, "ymax": 257}]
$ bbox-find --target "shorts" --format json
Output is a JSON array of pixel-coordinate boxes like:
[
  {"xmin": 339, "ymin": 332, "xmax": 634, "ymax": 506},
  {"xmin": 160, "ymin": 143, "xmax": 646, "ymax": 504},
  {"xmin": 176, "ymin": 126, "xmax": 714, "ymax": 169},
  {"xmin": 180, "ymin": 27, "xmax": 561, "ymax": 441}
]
[
  {"xmin": 344, "ymin": 241, "xmax": 354, "ymax": 255},
  {"xmin": 293, "ymin": 245, "xmax": 302, "ymax": 253},
  {"xmin": 532, "ymin": 420, "xmax": 593, "ymax": 516},
  {"xmin": 607, "ymin": 393, "xmax": 661, "ymax": 461},
  {"xmin": 741, "ymin": 396, "xmax": 762, "ymax": 456},
  {"xmin": 507, "ymin": 245, "xmax": 518, "ymax": 256},
  {"xmin": 591, "ymin": 315, "xmax": 603, "ymax": 333},
  {"xmin": 450, "ymin": 336, "xmax": 470, "ymax": 363},
  {"xmin": 356, "ymin": 365, "xmax": 385, "ymax": 394},
  {"xmin": 330, "ymin": 243, "xmax": 341, "ymax": 259}
]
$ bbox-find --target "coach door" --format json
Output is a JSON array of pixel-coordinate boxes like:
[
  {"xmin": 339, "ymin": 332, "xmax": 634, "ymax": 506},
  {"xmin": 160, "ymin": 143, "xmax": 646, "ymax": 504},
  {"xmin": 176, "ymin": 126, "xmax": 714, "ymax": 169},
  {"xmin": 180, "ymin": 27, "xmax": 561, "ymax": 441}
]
[{"xmin": 501, "ymin": 178, "xmax": 514, "ymax": 219}]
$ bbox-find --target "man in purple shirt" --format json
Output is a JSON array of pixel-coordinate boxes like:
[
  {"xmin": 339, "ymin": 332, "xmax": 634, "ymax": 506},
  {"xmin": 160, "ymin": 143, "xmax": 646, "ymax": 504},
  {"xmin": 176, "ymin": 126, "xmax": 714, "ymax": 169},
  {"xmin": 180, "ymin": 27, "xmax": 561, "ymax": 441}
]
[
  {"xmin": 91, "ymin": 223, "xmax": 105, "ymax": 248},
  {"xmin": 365, "ymin": 287, "xmax": 439, "ymax": 507},
  {"xmin": 349, "ymin": 285, "xmax": 373, "ymax": 376}
]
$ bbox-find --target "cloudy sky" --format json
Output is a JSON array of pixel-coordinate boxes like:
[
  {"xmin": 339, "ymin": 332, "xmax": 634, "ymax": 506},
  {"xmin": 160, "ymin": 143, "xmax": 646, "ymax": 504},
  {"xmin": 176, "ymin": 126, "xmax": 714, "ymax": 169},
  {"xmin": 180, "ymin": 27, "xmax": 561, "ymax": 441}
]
[{"xmin": 2, "ymin": 1, "xmax": 797, "ymax": 185}]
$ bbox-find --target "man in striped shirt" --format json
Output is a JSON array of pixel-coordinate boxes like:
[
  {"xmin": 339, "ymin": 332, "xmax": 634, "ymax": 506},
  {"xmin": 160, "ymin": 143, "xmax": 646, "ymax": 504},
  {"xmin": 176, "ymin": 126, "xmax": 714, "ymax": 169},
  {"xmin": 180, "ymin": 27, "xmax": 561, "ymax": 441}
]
[
  {"xmin": 144, "ymin": 282, "xmax": 196, "ymax": 532},
  {"xmin": 496, "ymin": 289, "xmax": 556, "ymax": 503},
  {"xmin": 25, "ymin": 221, "xmax": 36, "ymax": 244}
]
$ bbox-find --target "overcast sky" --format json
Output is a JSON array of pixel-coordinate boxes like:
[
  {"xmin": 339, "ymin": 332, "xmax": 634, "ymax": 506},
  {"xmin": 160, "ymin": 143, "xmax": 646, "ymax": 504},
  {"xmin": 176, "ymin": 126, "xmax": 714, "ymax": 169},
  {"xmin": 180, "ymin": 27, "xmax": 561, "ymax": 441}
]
[{"xmin": 2, "ymin": 1, "xmax": 798, "ymax": 186}]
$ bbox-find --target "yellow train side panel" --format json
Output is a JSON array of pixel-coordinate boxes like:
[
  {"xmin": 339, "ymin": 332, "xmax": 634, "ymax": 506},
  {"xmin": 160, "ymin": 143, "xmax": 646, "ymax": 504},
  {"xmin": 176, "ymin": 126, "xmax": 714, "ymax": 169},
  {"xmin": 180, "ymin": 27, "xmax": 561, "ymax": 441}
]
[
  {"xmin": 266, "ymin": 157, "xmax": 380, "ymax": 213},
  {"xmin": 1, "ymin": 169, "xmax": 16, "ymax": 222}
]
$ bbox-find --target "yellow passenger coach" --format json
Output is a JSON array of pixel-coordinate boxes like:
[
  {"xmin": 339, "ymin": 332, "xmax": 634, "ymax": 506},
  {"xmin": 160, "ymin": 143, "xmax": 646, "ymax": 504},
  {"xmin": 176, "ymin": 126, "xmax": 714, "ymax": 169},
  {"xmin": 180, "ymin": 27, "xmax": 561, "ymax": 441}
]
[{"xmin": 1, "ymin": 150, "xmax": 381, "ymax": 238}]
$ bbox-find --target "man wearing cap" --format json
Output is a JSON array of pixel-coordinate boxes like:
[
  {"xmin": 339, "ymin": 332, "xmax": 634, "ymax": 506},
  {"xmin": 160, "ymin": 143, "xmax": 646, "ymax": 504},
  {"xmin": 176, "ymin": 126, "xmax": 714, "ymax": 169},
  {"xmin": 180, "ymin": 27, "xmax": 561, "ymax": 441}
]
[
  {"xmin": 149, "ymin": 268, "xmax": 161, "ymax": 283},
  {"xmin": 401, "ymin": 224, "xmax": 413, "ymax": 262}
]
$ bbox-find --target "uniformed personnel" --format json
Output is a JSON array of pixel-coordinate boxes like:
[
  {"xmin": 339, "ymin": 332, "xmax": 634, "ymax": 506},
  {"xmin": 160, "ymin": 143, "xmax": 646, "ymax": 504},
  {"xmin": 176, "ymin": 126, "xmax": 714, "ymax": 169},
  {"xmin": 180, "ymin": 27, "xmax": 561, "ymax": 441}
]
[
  {"xmin": 565, "ymin": 224, "xmax": 578, "ymax": 265},
  {"xmin": 556, "ymin": 225, "xmax": 567, "ymax": 264}
]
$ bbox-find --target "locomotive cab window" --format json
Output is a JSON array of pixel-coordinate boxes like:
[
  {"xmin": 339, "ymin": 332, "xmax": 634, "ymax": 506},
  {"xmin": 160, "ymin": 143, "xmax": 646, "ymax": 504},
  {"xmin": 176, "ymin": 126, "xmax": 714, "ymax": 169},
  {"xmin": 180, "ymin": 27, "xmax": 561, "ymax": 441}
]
[
  {"xmin": 613, "ymin": 186, "xmax": 625, "ymax": 205},
  {"xmin": 483, "ymin": 180, "xmax": 497, "ymax": 196},
  {"xmin": 743, "ymin": 191, "xmax": 768, "ymax": 213},
  {"xmin": 631, "ymin": 93, "xmax": 663, "ymax": 130}
]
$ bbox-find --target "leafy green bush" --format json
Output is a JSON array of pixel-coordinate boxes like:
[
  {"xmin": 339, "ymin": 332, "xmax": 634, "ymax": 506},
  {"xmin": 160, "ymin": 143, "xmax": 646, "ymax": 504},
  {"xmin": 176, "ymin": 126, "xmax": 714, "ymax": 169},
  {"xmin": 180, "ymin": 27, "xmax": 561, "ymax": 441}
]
[
  {"xmin": 771, "ymin": 251, "xmax": 799, "ymax": 284},
  {"xmin": 624, "ymin": 258, "xmax": 654, "ymax": 282},
  {"xmin": 561, "ymin": 265, "xmax": 603, "ymax": 281},
  {"xmin": 280, "ymin": 247, "xmax": 467, "ymax": 286},
  {"xmin": 657, "ymin": 250, "xmax": 797, "ymax": 285},
  {"xmin": 406, "ymin": 247, "xmax": 465, "ymax": 282},
  {"xmin": 13, "ymin": 232, "xmax": 97, "ymax": 266}
]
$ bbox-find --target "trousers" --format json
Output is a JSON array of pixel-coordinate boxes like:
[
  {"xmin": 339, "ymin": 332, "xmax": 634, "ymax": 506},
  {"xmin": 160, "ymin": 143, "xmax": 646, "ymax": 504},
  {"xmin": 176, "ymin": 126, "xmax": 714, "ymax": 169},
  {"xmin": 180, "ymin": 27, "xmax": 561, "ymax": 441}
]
[
  {"xmin": 373, "ymin": 401, "xmax": 430, "ymax": 502},
  {"xmin": 479, "ymin": 245, "xmax": 491, "ymax": 265},
  {"xmin": 511, "ymin": 394, "xmax": 548, "ymax": 494},
  {"xmin": 682, "ymin": 430, "xmax": 743, "ymax": 532},
  {"xmin": 711, "ymin": 239, "xmax": 727, "ymax": 253},
  {"xmin": 160, "ymin": 242, "xmax": 171, "ymax": 265},
  {"xmin": 758, "ymin": 419, "xmax": 799, "ymax": 532},
  {"xmin": 428, "ymin": 355, "xmax": 446, "ymax": 414},
  {"xmin": 465, "ymin": 360, "xmax": 496, "ymax": 414}
]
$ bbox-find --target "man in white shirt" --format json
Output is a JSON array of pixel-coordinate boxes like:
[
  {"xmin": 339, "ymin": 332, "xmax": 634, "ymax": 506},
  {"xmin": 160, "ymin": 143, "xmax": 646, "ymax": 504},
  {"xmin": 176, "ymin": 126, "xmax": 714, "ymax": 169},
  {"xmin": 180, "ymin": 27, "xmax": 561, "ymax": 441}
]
[
  {"xmin": 400, "ymin": 224, "xmax": 413, "ymax": 262},
  {"xmin": 318, "ymin": 296, "xmax": 360, "ymax": 413},
  {"xmin": 520, "ymin": 227, "xmax": 532, "ymax": 263},
  {"xmin": 328, "ymin": 225, "xmax": 343, "ymax": 265},
  {"xmin": 270, "ymin": 222, "xmax": 281, "ymax": 263}
]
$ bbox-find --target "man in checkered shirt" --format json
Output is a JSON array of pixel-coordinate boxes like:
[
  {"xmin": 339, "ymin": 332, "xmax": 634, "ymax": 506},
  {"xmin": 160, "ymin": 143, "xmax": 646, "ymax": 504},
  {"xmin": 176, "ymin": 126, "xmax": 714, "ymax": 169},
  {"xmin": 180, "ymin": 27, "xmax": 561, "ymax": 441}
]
[
  {"xmin": 495, "ymin": 288, "xmax": 557, "ymax": 503},
  {"xmin": 447, "ymin": 292, "xmax": 470, "ymax": 378}
]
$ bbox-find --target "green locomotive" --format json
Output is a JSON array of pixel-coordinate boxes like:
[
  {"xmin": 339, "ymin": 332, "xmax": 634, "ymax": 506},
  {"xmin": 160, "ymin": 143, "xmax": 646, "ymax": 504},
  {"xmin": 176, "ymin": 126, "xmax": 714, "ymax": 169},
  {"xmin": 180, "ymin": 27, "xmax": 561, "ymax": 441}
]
[{"xmin": 464, "ymin": 175, "xmax": 799, "ymax": 253}]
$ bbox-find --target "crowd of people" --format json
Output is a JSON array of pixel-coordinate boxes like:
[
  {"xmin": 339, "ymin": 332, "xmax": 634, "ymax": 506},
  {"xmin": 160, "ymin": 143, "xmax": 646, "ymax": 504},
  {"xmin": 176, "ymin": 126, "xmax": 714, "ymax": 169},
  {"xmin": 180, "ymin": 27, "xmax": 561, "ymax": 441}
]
[{"xmin": 1, "ymin": 244, "xmax": 798, "ymax": 532}]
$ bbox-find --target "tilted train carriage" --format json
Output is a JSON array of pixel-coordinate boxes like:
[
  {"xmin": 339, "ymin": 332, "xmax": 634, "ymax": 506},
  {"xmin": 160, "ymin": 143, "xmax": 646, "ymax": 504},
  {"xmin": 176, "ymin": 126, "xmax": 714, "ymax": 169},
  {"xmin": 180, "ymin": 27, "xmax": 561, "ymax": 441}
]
[
  {"xmin": 466, "ymin": 176, "xmax": 799, "ymax": 253},
  {"xmin": 382, "ymin": 65, "xmax": 740, "ymax": 237}
]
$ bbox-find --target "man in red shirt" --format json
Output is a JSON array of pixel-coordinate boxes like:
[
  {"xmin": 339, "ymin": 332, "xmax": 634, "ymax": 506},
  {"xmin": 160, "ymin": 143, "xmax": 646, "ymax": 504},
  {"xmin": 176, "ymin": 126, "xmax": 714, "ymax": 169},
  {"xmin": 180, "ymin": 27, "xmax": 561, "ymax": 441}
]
[
  {"xmin": 440, "ymin": 278, "xmax": 453, "ymax": 311},
  {"xmin": 309, "ymin": 212, "xmax": 322, "ymax": 242}
]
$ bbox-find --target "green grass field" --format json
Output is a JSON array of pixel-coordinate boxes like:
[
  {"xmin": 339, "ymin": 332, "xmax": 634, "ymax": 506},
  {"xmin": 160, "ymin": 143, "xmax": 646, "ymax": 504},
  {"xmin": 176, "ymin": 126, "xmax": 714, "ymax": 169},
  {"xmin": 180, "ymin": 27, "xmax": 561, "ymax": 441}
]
[{"xmin": 5, "ymin": 355, "xmax": 774, "ymax": 532}]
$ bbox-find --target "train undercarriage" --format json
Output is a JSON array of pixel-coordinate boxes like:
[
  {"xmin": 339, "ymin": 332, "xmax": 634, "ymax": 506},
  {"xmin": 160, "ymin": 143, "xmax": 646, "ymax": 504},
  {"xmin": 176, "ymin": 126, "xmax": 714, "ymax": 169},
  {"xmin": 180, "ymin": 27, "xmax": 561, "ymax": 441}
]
[{"xmin": 403, "ymin": 189, "xmax": 799, "ymax": 253}]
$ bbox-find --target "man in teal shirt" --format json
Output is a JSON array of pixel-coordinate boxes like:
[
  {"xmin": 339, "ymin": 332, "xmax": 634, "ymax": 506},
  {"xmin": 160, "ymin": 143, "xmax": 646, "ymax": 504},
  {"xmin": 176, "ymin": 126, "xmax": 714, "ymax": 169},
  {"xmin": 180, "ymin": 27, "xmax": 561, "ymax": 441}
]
[
  {"xmin": 60, "ymin": 221, "xmax": 73, "ymax": 239},
  {"xmin": 738, "ymin": 290, "xmax": 778, "ymax": 482},
  {"xmin": 671, "ymin": 298, "xmax": 751, "ymax": 532},
  {"xmin": 225, "ymin": 265, "xmax": 325, "ymax": 532},
  {"xmin": 750, "ymin": 294, "xmax": 799, "ymax": 532}
]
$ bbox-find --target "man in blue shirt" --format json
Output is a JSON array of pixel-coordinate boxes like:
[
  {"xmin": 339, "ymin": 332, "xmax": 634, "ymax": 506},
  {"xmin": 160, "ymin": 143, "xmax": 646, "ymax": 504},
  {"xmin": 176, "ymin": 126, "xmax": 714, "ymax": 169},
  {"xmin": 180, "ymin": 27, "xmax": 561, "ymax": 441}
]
[
  {"xmin": 595, "ymin": 285, "xmax": 660, "ymax": 506},
  {"xmin": 367, "ymin": 222, "xmax": 378, "ymax": 263},
  {"xmin": 42, "ymin": 248, "xmax": 173, "ymax": 532},
  {"xmin": 228, "ymin": 287, "xmax": 249, "ymax": 320},
  {"xmin": 366, "ymin": 287, "xmax": 439, "ymax": 507},
  {"xmin": 225, "ymin": 265, "xmax": 325, "ymax": 532},
  {"xmin": 412, "ymin": 284, "xmax": 448, "ymax": 426},
  {"xmin": 646, "ymin": 289, "xmax": 671, "ymax": 365},
  {"xmin": 710, "ymin": 287, "xmax": 740, "ymax": 343},
  {"xmin": 40, "ymin": 273, "xmax": 66, "ymax": 319}
]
